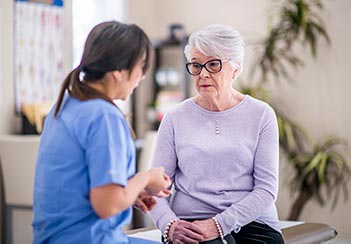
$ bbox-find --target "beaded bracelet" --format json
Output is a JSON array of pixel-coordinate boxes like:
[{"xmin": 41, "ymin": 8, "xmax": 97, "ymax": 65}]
[
  {"xmin": 163, "ymin": 218, "xmax": 179, "ymax": 244},
  {"xmin": 212, "ymin": 217, "xmax": 227, "ymax": 244}
]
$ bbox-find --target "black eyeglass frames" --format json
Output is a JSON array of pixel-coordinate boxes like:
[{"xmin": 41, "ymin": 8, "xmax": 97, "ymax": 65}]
[{"xmin": 185, "ymin": 59, "xmax": 231, "ymax": 76}]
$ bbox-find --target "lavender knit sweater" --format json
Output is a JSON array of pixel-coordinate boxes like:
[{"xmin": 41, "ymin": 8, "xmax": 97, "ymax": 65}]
[{"xmin": 149, "ymin": 95, "xmax": 281, "ymax": 236}]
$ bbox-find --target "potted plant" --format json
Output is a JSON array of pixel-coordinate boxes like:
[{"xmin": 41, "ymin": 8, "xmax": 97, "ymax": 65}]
[
  {"xmin": 241, "ymin": 0, "xmax": 350, "ymax": 220},
  {"xmin": 287, "ymin": 137, "xmax": 350, "ymax": 220}
]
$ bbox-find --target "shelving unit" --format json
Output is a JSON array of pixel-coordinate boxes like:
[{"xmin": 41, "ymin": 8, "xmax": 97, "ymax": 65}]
[
  {"xmin": 131, "ymin": 35, "xmax": 191, "ymax": 136},
  {"xmin": 150, "ymin": 37, "xmax": 190, "ymax": 130}
]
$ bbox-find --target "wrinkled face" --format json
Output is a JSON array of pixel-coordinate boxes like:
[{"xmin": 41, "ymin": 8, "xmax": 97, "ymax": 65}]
[{"xmin": 189, "ymin": 49, "xmax": 235, "ymax": 101}]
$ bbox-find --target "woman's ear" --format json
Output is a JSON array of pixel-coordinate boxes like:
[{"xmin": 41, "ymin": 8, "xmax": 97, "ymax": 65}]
[
  {"xmin": 232, "ymin": 64, "xmax": 241, "ymax": 79},
  {"xmin": 234, "ymin": 64, "xmax": 241, "ymax": 75},
  {"xmin": 111, "ymin": 70, "xmax": 123, "ymax": 82},
  {"xmin": 111, "ymin": 70, "xmax": 129, "ymax": 82}
]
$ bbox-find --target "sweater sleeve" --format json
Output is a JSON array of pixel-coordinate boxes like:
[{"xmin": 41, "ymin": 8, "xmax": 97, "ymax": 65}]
[
  {"xmin": 215, "ymin": 105, "xmax": 280, "ymax": 235},
  {"xmin": 148, "ymin": 113, "xmax": 180, "ymax": 232}
]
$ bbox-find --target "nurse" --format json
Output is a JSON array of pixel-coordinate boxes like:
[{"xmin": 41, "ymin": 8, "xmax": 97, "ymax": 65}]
[{"xmin": 32, "ymin": 21, "xmax": 171, "ymax": 244}]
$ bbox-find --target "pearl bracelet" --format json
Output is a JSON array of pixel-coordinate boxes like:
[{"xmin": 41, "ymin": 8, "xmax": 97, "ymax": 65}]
[
  {"xmin": 163, "ymin": 218, "xmax": 179, "ymax": 244},
  {"xmin": 212, "ymin": 217, "xmax": 227, "ymax": 244}
]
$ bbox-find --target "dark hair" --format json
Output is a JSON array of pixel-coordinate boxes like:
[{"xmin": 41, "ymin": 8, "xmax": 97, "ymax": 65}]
[{"xmin": 54, "ymin": 21, "xmax": 152, "ymax": 117}]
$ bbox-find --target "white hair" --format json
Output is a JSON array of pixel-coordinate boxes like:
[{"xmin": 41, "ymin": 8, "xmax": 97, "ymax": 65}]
[{"xmin": 184, "ymin": 24, "xmax": 245, "ymax": 77}]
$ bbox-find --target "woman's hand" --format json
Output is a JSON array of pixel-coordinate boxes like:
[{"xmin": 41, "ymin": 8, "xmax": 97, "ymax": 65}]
[
  {"xmin": 193, "ymin": 219, "xmax": 219, "ymax": 241},
  {"xmin": 133, "ymin": 191, "xmax": 157, "ymax": 213},
  {"xmin": 168, "ymin": 220, "xmax": 205, "ymax": 244},
  {"xmin": 145, "ymin": 167, "xmax": 172, "ymax": 197}
]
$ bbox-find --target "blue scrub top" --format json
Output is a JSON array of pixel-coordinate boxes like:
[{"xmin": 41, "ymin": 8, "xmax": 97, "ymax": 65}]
[{"xmin": 32, "ymin": 95, "xmax": 152, "ymax": 243}]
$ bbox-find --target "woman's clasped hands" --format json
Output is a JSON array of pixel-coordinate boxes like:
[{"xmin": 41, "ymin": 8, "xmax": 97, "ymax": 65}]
[{"xmin": 169, "ymin": 218, "xmax": 220, "ymax": 244}]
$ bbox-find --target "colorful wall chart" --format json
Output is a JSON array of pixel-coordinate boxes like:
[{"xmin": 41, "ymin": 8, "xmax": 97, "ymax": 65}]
[{"xmin": 14, "ymin": 0, "xmax": 65, "ymax": 112}]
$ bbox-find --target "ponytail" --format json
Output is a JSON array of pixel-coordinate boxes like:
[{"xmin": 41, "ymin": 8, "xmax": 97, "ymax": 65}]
[
  {"xmin": 54, "ymin": 68, "xmax": 80, "ymax": 117},
  {"xmin": 54, "ymin": 67, "xmax": 115, "ymax": 118}
]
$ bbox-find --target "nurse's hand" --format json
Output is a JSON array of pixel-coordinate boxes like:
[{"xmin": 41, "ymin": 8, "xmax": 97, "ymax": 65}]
[
  {"xmin": 145, "ymin": 167, "xmax": 172, "ymax": 197},
  {"xmin": 133, "ymin": 191, "xmax": 157, "ymax": 213}
]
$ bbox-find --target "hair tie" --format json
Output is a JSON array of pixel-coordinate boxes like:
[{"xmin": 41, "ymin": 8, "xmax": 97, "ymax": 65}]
[{"xmin": 78, "ymin": 67, "xmax": 86, "ymax": 82}]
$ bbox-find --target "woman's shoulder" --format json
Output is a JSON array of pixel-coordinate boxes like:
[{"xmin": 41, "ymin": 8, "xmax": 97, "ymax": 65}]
[
  {"xmin": 165, "ymin": 98, "xmax": 194, "ymax": 116},
  {"xmin": 158, "ymin": 98, "xmax": 195, "ymax": 125},
  {"xmin": 245, "ymin": 95, "xmax": 274, "ymax": 112},
  {"xmin": 64, "ymin": 96, "xmax": 124, "ymax": 121},
  {"xmin": 235, "ymin": 95, "xmax": 276, "ymax": 124}
]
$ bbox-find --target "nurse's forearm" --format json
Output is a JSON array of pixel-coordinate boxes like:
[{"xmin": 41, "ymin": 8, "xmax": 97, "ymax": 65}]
[{"xmin": 90, "ymin": 171, "xmax": 151, "ymax": 219}]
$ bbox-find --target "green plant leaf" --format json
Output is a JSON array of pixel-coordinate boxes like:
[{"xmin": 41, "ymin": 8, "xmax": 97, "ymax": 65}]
[
  {"xmin": 284, "ymin": 121, "xmax": 296, "ymax": 151},
  {"xmin": 303, "ymin": 151, "xmax": 324, "ymax": 175},
  {"xmin": 252, "ymin": 0, "xmax": 330, "ymax": 83},
  {"xmin": 317, "ymin": 153, "xmax": 328, "ymax": 182},
  {"xmin": 329, "ymin": 152, "xmax": 346, "ymax": 171}
]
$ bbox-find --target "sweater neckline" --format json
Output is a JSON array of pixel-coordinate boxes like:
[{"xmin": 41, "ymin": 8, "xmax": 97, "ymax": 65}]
[{"xmin": 189, "ymin": 94, "xmax": 250, "ymax": 115}]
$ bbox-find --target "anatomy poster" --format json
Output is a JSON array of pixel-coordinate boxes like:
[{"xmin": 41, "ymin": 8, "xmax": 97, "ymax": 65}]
[{"xmin": 14, "ymin": 0, "xmax": 65, "ymax": 112}]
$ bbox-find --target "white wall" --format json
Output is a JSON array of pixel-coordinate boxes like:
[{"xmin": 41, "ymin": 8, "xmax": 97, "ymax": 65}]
[
  {"xmin": 126, "ymin": 0, "xmax": 351, "ymax": 238},
  {"xmin": 0, "ymin": 0, "xmax": 19, "ymax": 134}
]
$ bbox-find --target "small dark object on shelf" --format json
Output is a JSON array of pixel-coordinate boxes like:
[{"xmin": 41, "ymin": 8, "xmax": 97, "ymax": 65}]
[
  {"xmin": 168, "ymin": 24, "xmax": 185, "ymax": 42},
  {"xmin": 22, "ymin": 113, "xmax": 38, "ymax": 135}
]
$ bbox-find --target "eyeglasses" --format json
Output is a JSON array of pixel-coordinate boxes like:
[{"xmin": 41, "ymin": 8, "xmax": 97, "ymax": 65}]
[{"xmin": 185, "ymin": 59, "xmax": 231, "ymax": 76}]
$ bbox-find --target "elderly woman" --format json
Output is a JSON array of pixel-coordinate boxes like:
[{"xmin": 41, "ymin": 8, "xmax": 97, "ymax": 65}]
[{"xmin": 149, "ymin": 24, "xmax": 284, "ymax": 244}]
